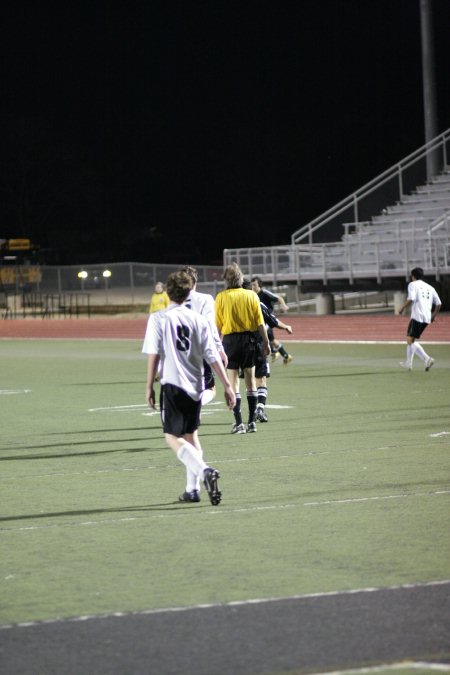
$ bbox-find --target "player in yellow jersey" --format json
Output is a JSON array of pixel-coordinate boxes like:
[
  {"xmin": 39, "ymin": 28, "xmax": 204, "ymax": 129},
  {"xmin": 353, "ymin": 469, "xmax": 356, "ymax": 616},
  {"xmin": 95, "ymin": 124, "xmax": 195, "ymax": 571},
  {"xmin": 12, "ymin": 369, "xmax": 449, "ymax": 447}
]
[
  {"xmin": 149, "ymin": 281, "xmax": 170, "ymax": 314},
  {"xmin": 215, "ymin": 263, "xmax": 269, "ymax": 433}
]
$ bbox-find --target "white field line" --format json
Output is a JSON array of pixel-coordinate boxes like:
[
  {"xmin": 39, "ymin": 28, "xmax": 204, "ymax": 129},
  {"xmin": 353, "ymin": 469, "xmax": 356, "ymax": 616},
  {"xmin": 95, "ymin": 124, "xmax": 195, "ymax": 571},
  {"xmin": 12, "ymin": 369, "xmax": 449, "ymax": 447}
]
[
  {"xmin": 1, "ymin": 579, "xmax": 449, "ymax": 631},
  {"xmin": 1, "ymin": 489, "xmax": 449, "ymax": 533},
  {"xmin": 0, "ymin": 389, "xmax": 31, "ymax": 395},
  {"xmin": 311, "ymin": 661, "xmax": 450, "ymax": 674},
  {"xmin": 88, "ymin": 403, "xmax": 293, "ymax": 413},
  {"xmin": 286, "ymin": 339, "xmax": 450, "ymax": 345},
  {"xmin": 88, "ymin": 403, "xmax": 148, "ymax": 411}
]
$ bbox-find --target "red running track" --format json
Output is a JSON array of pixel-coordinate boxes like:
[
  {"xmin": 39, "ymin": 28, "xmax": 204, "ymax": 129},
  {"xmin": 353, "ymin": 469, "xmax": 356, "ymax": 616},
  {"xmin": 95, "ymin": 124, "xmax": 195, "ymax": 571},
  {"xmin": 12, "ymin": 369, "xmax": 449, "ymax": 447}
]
[{"xmin": 1, "ymin": 313, "xmax": 449, "ymax": 342}]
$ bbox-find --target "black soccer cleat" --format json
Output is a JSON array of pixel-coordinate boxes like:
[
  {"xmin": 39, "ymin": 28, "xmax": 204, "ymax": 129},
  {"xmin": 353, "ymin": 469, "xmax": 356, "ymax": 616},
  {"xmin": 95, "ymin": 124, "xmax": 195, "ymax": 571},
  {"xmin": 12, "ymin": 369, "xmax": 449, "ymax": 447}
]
[
  {"xmin": 255, "ymin": 407, "xmax": 268, "ymax": 423},
  {"xmin": 179, "ymin": 490, "xmax": 200, "ymax": 503},
  {"xmin": 203, "ymin": 468, "xmax": 221, "ymax": 506}
]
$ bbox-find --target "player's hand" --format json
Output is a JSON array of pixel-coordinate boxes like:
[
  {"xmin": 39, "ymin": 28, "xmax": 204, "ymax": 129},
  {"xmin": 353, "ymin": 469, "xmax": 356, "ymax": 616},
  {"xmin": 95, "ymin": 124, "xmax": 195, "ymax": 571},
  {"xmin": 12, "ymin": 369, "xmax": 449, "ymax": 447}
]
[
  {"xmin": 147, "ymin": 386, "xmax": 156, "ymax": 409},
  {"xmin": 224, "ymin": 386, "xmax": 236, "ymax": 410},
  {"xmin": 285, "ymin": 324, "xmax": 292, "ymax": 334}
]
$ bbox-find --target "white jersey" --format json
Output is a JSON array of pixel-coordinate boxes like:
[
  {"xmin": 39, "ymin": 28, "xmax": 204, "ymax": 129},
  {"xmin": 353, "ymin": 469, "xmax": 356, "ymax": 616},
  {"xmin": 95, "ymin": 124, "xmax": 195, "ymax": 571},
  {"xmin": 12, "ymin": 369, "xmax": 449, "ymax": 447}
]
[
  {"xmin": 407, "ymin": 279, "xmax": 441, "ymax": 324},
  {"xmin": 185, "ymin": 289, "xmax": 223, "ymax": 352},
  {"xmin": 142, "ymin": 303, "xmax": 220, "ymax": 401}
]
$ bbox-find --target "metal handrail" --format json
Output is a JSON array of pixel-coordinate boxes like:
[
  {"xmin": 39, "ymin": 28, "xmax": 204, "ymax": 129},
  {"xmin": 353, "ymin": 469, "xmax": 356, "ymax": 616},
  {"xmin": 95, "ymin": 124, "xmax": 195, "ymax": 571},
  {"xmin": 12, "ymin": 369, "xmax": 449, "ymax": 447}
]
[{"xmin": 291, "ymin": 127, "xmax": 450, "ymax": 245}]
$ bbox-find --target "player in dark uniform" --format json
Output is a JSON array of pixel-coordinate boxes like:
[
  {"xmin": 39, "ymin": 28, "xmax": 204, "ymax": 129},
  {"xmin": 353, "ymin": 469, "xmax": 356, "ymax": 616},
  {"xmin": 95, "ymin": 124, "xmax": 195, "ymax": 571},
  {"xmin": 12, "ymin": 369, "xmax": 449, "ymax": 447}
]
[
  {"xmin": 251, "ymin": 277, "xmax": 293, "ymax": 365},
  {"xmin": 241, "ymin": 280, "xmax": 293, "ymax": 422}
]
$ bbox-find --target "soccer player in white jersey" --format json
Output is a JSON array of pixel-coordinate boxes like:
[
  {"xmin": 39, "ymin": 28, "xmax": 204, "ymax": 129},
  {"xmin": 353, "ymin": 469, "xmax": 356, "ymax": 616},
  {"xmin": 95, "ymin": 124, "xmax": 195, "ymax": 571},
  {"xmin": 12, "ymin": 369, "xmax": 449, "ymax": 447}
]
[
  {"xmin": 398, "ymin": 267, "xmax": 441, "ymax": 371},
  {"xmin": 180, "ymin": 265, "xmax": 228, "ymax": 404},
  {"xmin": 142, "ymin": 271, "xmax": 235, "ymax": 505}
]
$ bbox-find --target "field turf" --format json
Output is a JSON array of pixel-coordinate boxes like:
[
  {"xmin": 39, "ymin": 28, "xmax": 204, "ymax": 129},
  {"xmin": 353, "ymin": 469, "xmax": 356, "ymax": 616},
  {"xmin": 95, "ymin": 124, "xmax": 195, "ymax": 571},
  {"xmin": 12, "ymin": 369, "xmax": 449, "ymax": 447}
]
[{"xmin": 1, "ymin": 339, "xmax": 449, "ymax": 629}]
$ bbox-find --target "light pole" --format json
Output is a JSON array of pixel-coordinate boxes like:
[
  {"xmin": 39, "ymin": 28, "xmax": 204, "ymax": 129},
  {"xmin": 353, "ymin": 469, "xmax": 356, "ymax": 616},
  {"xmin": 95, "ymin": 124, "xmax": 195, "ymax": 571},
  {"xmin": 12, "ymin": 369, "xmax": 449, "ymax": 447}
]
[
  {"xmin": 77, "ymin": 270, "xmax": 88, "ymax": 292},
  {"xmin": 420, "ymin": 0, "xmax": 439, "ymax": 179},
  {"xmin": 103, "ymin": 269, "xmax": 112, "ymax": 304}
]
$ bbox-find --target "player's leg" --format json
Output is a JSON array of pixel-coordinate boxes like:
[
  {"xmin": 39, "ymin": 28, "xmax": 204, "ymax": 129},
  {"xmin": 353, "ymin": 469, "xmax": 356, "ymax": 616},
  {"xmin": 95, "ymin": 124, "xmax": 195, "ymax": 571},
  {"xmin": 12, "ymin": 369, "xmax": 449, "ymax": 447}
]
[
  {"xmin": 243, "ymin": 366, "xmax": 258, "ymax": 431},
  {"xmin": 409, "ymin": 323, "xmax": 433, "ymax": 368},
  {"xmin": 255, "ymin": 341, "xmax": 269, "ymax": 422},
  {"xmin": 227, "ymin": 367, "xmax": 245, "ymax": 432},
  {"xmin": 272, "ymin": 336, "xmax": 292, "ymax": 364},
  {"xmin": 401, "ymin": 322, "xmax": 417, "ymax": 369},
  {"xmin": 223, "ymin": 334, "xmax": 246, "ymax": 433},
  {"xmin": 256, "ymin": 375, "xmax": 269, "ymax": 422},
  {"xmin": 161, "ymin": 384, "xmax": 218, "ymax": 502}
]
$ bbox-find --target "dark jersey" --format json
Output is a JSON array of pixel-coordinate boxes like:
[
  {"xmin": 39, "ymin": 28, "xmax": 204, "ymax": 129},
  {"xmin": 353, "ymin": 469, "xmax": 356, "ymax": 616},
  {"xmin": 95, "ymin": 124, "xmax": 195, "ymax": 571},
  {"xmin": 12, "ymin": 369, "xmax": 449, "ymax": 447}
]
[
  {"xmin": 260, "ymin": 301, "xmax": 279, "ymax": 330},
  {"xmin": 257, "ymin": 288, "xmax": 279, "ymax": 312}
]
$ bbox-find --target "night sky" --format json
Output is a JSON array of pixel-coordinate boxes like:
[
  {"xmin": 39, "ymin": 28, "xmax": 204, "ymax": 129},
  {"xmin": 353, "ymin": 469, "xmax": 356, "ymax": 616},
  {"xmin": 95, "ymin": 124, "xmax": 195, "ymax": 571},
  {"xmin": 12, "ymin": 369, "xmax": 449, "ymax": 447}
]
[{"xmin": 2, "ymin": 1, "xmax": 449, "ymax": 265}]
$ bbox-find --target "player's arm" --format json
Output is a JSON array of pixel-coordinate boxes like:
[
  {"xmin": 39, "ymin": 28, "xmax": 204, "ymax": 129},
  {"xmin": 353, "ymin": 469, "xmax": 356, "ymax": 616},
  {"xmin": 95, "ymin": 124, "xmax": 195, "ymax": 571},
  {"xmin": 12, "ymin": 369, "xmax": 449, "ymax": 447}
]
[
  {"xmin": 276, "ymin": 293, "xmax": 289, "ymax": 312},
  {"xmin": 146, "ymin": 353, "xmax": 160, "ymax": 409},
  {"xmin": 257, "ymin": 323, "xmax": 270, "ymax": 356},
  {"xmin": 262, "ymin": 302, "xmax": 292, "ymax": 334},
  {"xmin": 431, "ymin": 301, "xmax": 441, "ymax": 322},
  {"xmin": 277, "ymin": 319, "xmax": 293, "ymax": 334},
  {"xmin": 204, "ymin": 295, "xmax": 228, "ymax": 367},
  {"xmin": 398, "ymin": 299, "xmax": 412, "ymax": 315}
]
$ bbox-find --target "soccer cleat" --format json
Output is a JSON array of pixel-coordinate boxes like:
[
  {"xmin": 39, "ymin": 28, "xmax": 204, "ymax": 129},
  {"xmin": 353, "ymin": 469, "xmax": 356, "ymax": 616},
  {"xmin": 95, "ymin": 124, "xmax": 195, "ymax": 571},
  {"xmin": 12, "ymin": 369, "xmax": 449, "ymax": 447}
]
[
  {"xmin": 425, "ymin": 357, "xmax": 434, "ymax": 371},
  {"xmin": 255, "ymin": 407, "xmax": 268, "ymax": 423},
  {"xmin": 203, "ymin": 468, "xmax": 221, "ymax": 506},
  {"xmin": 231, "ymin": 423, "xmax": 246, "ymax": 434},
  {"xmin": 399, "ymin": 361, "xmax": 412, "ymax": 371},
  {"xmin": 247, "ymin": 422, "xmax": 257, "ymax": 433},
  {"xmin": 179, "ymin": 490, "xmax": 200, "ymax": 503},
  {"xmin": 271, "ymin": 351, "xmax": 280, "ymax": 362},
  {"xmin": 283, "ymin": 354, "xmax": 293, "ymax": 365}
]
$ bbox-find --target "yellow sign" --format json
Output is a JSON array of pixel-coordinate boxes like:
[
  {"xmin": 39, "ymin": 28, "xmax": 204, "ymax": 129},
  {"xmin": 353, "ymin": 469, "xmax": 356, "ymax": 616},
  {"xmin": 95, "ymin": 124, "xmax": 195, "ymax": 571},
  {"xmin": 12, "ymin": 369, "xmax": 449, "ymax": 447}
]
[
  {"xmin": 0, "ymin": 266, "xmax": 42, "ymax": 285},
  {"xmin": 7, "ymin": 239, "xmax": 32, "ymax": 251}
]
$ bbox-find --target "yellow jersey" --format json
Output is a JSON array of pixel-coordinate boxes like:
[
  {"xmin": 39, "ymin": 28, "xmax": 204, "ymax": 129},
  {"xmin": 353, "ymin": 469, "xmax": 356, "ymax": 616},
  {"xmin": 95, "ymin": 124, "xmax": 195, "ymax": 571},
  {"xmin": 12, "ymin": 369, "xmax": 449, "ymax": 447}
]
[
  {"xmin": 149, "ymin": 291, "xmax": 170, "ymax": 314},
  {"xmin": 215, "ymin": 288, "xmax": 264, "ymax": 335}
]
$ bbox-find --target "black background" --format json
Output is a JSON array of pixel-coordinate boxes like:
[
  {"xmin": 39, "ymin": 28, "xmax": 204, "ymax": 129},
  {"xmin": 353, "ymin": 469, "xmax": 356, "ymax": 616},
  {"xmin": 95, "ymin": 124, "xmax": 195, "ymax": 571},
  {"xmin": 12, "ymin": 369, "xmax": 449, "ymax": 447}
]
[{"xmin": 1, "ymin": 0, "xmax": 449, "ymax": 264}]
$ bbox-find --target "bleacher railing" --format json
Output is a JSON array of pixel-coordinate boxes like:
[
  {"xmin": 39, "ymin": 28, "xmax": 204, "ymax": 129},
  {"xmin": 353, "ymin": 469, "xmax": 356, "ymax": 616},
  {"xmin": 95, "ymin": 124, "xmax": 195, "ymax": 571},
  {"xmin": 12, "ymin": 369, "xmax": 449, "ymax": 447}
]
[
  {"xmin": 290, "ymin": 128, "xmax": 450, "ymax": 246},
  {"xmin": 224, "ymin": 129, "xmax": 450, "ymax": 283}
]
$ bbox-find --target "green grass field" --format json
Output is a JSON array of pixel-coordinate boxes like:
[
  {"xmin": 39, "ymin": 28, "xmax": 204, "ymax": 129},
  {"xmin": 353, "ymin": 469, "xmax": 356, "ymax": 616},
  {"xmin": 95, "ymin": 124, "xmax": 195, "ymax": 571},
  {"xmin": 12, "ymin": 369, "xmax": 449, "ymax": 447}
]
[{"xmin": 1, "ymin": 339, "xmax": 449, "ymax": 627}]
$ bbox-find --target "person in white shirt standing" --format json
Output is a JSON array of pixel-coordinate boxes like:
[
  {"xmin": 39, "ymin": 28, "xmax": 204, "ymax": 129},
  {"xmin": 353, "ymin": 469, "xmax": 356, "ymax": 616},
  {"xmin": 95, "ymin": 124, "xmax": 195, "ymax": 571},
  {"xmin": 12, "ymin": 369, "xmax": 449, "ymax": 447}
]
[
  {"xmin": 398, "ymin": 267, "xmax": 441, "ymax": 371},
  {"xmin": 142, "ymin": 271, "xmax": 235, "ymax": 505}
]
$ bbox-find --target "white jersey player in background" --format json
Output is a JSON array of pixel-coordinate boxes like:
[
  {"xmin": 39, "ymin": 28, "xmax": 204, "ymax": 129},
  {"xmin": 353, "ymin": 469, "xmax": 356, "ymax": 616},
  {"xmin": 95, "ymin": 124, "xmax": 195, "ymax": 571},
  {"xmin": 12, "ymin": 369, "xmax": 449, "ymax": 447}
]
[
  {"xmin": 142, "ymin": 271, "xmax": 235, "ymax": 505},
  {"xmin": 398, "ymin": 267, "xmax": 441, "ymax": 371},
  {"xmin": 180, "ymin": 265, "xmax": 228, "ymax": 404}
]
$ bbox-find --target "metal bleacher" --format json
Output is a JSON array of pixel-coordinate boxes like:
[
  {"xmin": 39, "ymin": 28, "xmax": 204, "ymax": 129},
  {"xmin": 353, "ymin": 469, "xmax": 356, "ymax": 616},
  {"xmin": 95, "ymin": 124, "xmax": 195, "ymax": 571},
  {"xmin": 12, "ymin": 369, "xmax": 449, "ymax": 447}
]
[{"xmin": 224, "ymin": 128, "xmax": 450, "ymax": 290}]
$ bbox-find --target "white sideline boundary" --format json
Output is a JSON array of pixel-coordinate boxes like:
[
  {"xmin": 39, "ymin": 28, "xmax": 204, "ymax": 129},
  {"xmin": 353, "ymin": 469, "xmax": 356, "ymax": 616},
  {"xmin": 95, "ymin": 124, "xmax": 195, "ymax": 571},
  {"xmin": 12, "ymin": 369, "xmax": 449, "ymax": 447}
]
[
  {"xmin": 287, "ymin": 339, "xmax": 450, "ymax": 345},
  {"xmin": 1, "ymin": 579, "xmax": 449, "ymax": 631},
  {"xmin": 312, "ymin": 661, "xmax": 450, "ymax": 674}
]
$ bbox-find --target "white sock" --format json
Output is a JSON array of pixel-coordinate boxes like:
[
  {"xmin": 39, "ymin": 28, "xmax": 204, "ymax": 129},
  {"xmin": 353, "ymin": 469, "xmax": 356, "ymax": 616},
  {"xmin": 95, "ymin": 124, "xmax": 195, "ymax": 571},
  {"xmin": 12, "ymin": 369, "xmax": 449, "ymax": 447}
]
[
  {"xmin": 186, "ymin": 447, "xmax": 203, "ymax": 492},
  {"xmin": 412, "ymin": 342, "xmax": 428, "ymax": 362},
  {"xmin": 406, "ymin": 344, "xmax": 414, "ymax": 364},
  {"xmin": 177, "ymin": 442, "xmax": 208, "ymax": 477},
  {"xmin": 186, "ymin": 468, "xmax": 200, "ymax": 492}
]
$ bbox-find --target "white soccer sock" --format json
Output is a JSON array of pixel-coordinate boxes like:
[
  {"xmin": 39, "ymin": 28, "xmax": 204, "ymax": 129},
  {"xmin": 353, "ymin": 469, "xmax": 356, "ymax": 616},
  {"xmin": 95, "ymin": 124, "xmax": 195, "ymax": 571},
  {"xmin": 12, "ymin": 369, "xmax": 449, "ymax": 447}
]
[
  {"xmin": 177, "ymin": 442, "xmax": 208, "ymax": 477},
  {"xmin": 412, "ymin": 342, "xmax": 428, "ymax": 362},
  {"xmin": 186, "ymin": 447, "xmax": 204, "ymax": 492},
  {"xmin": 406, "ymin": 344, "xmax": 414, "ymax": 364},
  {"xmin": 186, "ymin": 468, "xmax": 201, "ymax": 492}
]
